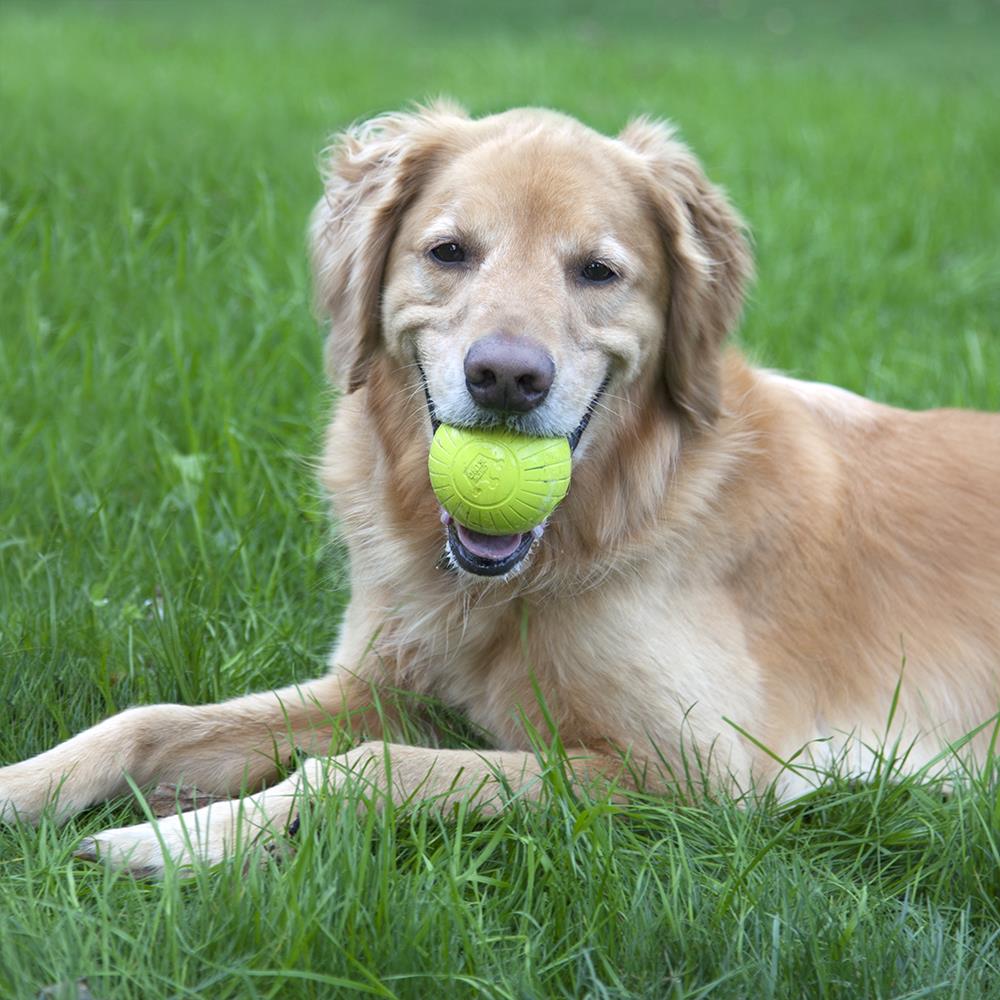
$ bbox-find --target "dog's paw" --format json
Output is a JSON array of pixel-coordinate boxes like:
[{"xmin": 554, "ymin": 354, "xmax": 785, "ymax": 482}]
[
  {"xmin": 74, "ymin": 828, "xmax": 171, "ymax": 879},
  {"xmin": 74, "ymin": 787, "xmax": 299, "ymax": 877},
  {"xmin": 0, "ymin": 762, "xmax": 53, "ymax": 825},
  {"xmin": 74, "ymin": 801, "xmax": 237, "ymax": 877}
]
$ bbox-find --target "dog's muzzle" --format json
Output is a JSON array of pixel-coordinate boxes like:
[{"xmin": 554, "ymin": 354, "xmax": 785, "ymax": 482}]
[{"xmin": 418, "ymin": 362, "xmax": 606, "ymax": 578}]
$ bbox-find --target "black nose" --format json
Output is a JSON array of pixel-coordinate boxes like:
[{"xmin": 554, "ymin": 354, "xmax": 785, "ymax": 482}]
[{"xmin": 464, "ymin": 332, "xmax": 555, "ymax": 414}]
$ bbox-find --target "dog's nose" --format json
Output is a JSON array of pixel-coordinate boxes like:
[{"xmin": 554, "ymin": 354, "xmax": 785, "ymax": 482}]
[{"xmin": 464, "ymin": 333, "xmax": 555, "ymax": 414}]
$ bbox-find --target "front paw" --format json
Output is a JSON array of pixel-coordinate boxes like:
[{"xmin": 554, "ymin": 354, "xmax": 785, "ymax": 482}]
[
  {"xmin": 74, "ymin": 801, "xmax": 234, "ymax": 877},
  {"xmin": 74, "ymin": 793, "xmax": 293, "ymax": 877},
  {"xmin": 75, "ymin": 826, "xmax": 172, "ymax": 879},
  {"xmin": 0, "ymin": 762, "xmax": 57, "ymax": 825}
]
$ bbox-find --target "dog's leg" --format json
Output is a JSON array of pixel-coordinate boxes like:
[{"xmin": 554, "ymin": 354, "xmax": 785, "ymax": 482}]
[
  {"xmin": 0, "ymin": 669, "xmax": 382, "ymax": 824},
  {"xmin": 75, "ymin": 742, "xmax": 623, "ymax": 876}
]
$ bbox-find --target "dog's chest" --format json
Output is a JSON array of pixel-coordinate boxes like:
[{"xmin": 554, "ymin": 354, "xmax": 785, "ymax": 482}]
[{"xmin": 390, "ymin": 581, "xmax": 763, "ymax": 755}]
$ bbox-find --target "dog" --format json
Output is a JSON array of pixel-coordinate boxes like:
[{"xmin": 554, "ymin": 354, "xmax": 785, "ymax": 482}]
[{"xmin": 2, "ymin": 102, "xmax": 998, "ymax": 875}]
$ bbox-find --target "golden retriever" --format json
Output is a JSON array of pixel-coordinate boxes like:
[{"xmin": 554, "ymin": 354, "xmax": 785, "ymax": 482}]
[{"xmin": 2, "ymin": 102, "xmax": 998, "ymax": 875}]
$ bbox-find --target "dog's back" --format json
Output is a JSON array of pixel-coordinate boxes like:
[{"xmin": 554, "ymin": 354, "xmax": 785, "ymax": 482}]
[{"xmin": 729, "ymin": 366, "xmax": 1000, "ymax": 782}]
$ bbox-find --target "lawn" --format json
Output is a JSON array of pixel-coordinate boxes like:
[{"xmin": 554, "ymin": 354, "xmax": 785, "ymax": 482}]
[{"xmin": 1, "ymin": 1, "xmax": 999, "ymax": 997}]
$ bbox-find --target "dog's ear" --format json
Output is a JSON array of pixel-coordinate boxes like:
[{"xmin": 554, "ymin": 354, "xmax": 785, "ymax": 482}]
[
  {"xmin": 310, "ymin": 100, "xmax": 469, "ymax": 393},
  {"xmin": 619, "ymin": 118, "xmax": 752, "ymax": 427}
]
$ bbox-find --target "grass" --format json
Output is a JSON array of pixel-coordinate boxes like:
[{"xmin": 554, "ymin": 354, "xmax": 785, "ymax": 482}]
[{"xmin": 1, "ymin": 0, "xmax": 999, "ymax": 996}]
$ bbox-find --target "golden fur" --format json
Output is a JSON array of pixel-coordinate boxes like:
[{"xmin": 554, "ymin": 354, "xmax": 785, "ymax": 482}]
[{"xmin": 1, "ymin": 103, "xmax": 997, "ymax": 874}]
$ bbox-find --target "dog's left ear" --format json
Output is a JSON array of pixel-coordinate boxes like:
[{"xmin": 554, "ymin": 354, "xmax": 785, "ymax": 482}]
[
  {"xmin": 310, "ymin": 100, "xmax": 469, "ymax": 393},
  {"xmin": 619, "ymin": 118, "xmax": 753, "ymax": 427}
]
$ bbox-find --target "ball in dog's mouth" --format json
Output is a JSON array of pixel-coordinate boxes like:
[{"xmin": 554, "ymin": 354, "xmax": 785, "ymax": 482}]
[
  {"xmin": 440, "ymin": 509, "xmax": 541, "ymax": 577},
  {"xmin": 421, "ymin": 370, "xmax": 609, "ymax": 578}
]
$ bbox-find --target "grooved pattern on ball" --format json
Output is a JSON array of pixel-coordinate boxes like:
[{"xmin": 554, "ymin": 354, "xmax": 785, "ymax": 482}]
[{"xmin": 428, "ymin": 425, "xmax": 572, "ymax": 535}]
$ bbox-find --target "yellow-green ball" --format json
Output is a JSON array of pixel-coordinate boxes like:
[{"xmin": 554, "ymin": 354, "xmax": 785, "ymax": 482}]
[{"xmin": 428, "ymin": 425, "xmax": 572, "ymax": 535}]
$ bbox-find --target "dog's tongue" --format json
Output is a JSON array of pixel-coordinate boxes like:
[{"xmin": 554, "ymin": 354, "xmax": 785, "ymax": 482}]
[{"xmin": 454, "ymin": 523, "xmax": 526, "ymax": 561}]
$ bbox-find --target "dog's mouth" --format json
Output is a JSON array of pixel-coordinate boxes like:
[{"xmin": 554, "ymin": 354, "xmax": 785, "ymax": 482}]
[
  {"xmin": 441, "ymin": 514, "xmax": 539, "ymax": 577},
  {"xmin": 419, "ymin": 363, "xmax": 606, "ymax": 578}
]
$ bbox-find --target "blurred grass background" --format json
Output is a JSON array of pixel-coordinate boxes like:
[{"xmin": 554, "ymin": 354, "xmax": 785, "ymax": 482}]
[{"xmin": 1, "ymin": 1, "xmax": 999, "ymax": 997}]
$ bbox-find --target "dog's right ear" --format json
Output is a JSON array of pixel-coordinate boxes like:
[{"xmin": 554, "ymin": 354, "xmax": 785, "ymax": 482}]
[{"xmin": 310, "ymin": 101, "xmax": 468, "ymax": 393}]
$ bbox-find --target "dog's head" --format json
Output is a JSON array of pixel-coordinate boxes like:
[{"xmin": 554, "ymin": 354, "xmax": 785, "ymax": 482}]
[{"xmin": 311, "ymin": 102, "xmax": 751, "ymax": 581}]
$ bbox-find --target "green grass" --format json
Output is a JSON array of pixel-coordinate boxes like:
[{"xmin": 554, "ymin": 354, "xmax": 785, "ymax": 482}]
[{"xmin": 2, "ymin": 1, "xmax": 999, "ymax": 996}]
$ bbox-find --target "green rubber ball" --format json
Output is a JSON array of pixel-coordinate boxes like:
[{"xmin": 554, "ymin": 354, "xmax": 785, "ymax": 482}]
[{"xmin": 428, "ymin": 424, "xmax": 572, "ymax": 535}]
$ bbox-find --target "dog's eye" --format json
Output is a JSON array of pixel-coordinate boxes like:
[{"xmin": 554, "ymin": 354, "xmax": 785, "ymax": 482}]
[
  {"xmin": 581, "ymin": 260, "xmax": 616, "ymax": 283},
  {"xmin": 430, "ymin": 242, "xmax": 466, "ymax": 264}
]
